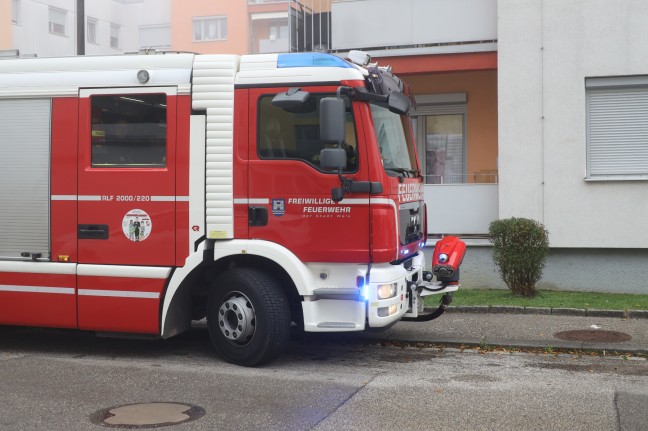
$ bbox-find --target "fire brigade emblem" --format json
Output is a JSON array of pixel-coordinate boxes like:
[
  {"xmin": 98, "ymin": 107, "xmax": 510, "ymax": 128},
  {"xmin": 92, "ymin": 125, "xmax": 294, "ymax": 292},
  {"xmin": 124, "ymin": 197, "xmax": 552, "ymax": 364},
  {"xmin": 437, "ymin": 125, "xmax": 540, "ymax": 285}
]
[
  {"xmin": 122, "ymin": 209, "xmax": 152, "ymax": 242},
  {"xmin": 272, "ymin": 199, "xmax": 285, "ymax": 217}
]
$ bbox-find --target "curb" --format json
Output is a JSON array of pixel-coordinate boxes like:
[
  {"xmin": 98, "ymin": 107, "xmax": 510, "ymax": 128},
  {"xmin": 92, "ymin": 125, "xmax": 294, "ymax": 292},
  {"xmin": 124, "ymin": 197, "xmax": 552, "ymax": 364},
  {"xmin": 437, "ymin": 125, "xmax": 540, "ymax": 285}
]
[{"xmin": 444, "ymin": 305, "xmax": 648, "ymax": 319}]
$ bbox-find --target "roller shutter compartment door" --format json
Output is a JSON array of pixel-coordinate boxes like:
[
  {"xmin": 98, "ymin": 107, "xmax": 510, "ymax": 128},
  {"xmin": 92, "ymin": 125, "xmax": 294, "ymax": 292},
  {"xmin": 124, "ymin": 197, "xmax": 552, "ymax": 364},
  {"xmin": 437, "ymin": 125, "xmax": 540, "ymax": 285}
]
[{"xmin": 0, "ymin": 99, "xmax": 51, "ymax": 260}]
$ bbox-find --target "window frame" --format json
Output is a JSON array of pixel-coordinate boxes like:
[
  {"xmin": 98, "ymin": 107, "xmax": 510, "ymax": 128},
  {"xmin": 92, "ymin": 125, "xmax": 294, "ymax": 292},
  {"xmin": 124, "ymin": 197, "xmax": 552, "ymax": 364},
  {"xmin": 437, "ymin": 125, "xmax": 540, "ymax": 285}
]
[
  {"xmin": 192, "ymin": 16, "xmax": 228, "ymax": 42},
  {"xmin": 90, "ymin": 93, "xmax": 168, "ymax": 169},
  {"xmin": 586, "ymin": 76, "xmax": 648, "ymax": 181},
  {"xmin": 87, "ymin": 17, "xmax": 97, "ymax": 44},
  {"xmin": 110, "ymin": 24, "xmax": 120, "ymax": 49},
  {"xmin": 48, "ymin": 7, "xmax": 67, "ymax": 37},
  {"xmin": 412, "ymin": 101, "xmax": 467, "ymax": 184}
]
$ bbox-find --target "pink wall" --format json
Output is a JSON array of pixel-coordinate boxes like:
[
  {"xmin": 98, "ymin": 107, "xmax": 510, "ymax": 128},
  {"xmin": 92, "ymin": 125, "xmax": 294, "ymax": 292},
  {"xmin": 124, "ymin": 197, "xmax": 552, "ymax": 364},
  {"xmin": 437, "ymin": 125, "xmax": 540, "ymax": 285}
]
[{"xmin": 0, "ymin": 0, "xmax": 12, "ymax": 49}]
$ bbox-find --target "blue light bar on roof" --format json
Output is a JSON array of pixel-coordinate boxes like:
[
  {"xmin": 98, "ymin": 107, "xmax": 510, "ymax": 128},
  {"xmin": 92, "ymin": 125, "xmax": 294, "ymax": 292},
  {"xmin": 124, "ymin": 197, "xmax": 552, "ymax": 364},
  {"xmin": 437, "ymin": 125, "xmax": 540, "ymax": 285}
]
[{"xmin": 277, "ymin": 53, "xmax": 353, "ymax": 69}]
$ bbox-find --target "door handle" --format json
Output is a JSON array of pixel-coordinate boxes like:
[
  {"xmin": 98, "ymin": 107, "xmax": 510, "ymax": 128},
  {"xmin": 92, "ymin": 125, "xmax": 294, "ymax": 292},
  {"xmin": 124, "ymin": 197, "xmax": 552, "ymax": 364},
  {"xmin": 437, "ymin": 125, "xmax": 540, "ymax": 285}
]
[
  {"xmin": 248, "ymin": 207, "xmax": 268, "ymax": 226},
  {"xmin": 78, "ymin": 224, "xmax": 109, "ymax": 240}
]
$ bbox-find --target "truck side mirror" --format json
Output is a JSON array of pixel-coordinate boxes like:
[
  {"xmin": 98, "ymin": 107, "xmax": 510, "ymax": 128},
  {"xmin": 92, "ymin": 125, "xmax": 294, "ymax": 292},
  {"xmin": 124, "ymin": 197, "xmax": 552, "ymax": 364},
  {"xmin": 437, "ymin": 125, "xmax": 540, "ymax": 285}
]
[
  {"xmin": 319, "ymin": 97, "xmax": 345, "ymax": 144},
  {"xmin": 319, "ymin": 97, "xmax": 347, "ymax": 171}
]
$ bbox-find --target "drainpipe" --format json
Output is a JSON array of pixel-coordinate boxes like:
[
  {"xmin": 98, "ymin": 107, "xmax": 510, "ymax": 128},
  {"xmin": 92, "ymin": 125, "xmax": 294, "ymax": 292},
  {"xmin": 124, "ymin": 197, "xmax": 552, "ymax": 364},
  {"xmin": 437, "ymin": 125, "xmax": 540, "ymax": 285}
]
[{"xmin": 76, "ymin": 0, "xmax": 85, "ymax": 55}]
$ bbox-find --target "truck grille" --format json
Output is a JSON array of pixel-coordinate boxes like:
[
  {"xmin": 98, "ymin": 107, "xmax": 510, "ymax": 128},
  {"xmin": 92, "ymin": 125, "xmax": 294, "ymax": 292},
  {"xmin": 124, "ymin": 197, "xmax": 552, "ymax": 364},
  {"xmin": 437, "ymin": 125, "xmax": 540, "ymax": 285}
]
[{"xmin": 399, "ymin": 201, "xmax": 424, "ymax": 246}]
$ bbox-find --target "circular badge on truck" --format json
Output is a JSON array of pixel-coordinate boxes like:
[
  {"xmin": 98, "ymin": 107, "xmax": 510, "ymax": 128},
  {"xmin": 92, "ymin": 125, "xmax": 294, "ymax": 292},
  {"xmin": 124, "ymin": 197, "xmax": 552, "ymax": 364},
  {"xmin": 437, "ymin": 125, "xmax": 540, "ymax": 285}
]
[{"xmin": 122, "ymin": 209, "xmax": 152, "ymax": 242}]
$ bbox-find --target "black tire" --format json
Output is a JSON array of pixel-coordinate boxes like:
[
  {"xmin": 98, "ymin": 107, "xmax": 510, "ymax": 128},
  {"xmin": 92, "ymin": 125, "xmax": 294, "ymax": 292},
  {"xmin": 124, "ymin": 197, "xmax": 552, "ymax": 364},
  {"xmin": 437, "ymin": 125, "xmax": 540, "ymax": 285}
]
[{"xmin": 207, "ymin": 268, "xmax": 291, "ymax": 366}]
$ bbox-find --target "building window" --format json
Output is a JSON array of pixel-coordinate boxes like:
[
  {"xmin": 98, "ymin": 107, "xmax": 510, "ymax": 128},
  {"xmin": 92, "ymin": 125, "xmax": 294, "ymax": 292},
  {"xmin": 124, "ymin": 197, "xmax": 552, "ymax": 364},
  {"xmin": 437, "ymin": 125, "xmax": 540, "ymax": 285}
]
[
  {"xmin": 49, "ymin": 7, "xmax": 67, "ymax": 36},
  {"xmin": 411, "ymin": 94, "xmax": 488, "ymax": 184},
  {"xmin": 12, "ymin": 0, "xmax": 20, "ymax": 25},
  {"xmin": 87, "ymin": 18, "xmax": 97, "ymax": 44},
  {"xmin": 586, "ymin": 76, "xmax": 648, "ymax": 180},
  {"xmin": 193, "ymin": 16, "xmax": 228, "ymax": 41},
  {"xmin": 422, "ymin": 113, "xmax": 466, "ymax": 184},
  {"xmin": 110, "ymin": 24, "xmax": 120, "ymax": 49},
  {"xmin": 413, "ymin": 106, "xmax": 467, "ymax": 184}
]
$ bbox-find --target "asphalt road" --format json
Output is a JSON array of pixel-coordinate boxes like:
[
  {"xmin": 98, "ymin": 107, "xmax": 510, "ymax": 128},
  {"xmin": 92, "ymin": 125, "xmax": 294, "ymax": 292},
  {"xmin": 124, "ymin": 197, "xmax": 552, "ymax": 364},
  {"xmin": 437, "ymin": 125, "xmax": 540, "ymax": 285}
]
[{"xmin": 1, "ymin": 325, "xmax": 647, "ymax": 431}]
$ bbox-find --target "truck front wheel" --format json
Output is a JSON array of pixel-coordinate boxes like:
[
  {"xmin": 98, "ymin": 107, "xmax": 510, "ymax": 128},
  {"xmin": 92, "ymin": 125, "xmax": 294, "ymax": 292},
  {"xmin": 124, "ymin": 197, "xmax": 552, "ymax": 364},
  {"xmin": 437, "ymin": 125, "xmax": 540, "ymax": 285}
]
[{"xmin": 207, "ymin": 268, "xmax": 291, "ymax": 366}]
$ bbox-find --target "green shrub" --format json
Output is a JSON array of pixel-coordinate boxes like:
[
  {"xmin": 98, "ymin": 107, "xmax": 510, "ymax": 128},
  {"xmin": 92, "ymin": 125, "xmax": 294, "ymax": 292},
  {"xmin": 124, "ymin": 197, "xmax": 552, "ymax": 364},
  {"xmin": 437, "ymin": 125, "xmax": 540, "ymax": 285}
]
[{"xmin": 489, "ymin": 217, "xmax": 549, "ymax": 298}]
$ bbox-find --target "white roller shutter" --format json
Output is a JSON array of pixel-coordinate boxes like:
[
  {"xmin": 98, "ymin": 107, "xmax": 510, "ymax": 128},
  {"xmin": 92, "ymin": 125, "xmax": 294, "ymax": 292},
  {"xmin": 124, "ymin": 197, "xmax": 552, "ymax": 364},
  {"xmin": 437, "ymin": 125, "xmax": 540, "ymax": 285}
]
[
  {"xmin": 192, "ymin": 55, "xmax": 239, "ymax": 239},
  {"xmin": 587, "ymin": 77, "xmax": 648, "ymax": 180},
  {"xmin": 0, "ymin": 99, "xmax": 51, "ymax": 259}
]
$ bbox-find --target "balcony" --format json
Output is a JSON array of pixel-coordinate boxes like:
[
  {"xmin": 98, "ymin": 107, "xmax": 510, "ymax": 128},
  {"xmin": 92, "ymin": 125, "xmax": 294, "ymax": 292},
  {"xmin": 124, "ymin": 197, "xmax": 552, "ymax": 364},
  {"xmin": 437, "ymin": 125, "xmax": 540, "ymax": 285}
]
[
  {"xmin": 331, "ymin": 0, "xmax": 497, "ymax": 57},
  {"xmin": 249, "ymin": 0, "xmax": 330, "ymax": 53}
]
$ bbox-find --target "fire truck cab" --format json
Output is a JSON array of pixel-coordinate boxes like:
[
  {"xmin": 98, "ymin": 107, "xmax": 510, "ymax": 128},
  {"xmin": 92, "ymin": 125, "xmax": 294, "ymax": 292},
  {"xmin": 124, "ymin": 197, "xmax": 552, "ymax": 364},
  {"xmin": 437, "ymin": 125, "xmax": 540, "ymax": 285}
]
[{"xmin": 0, "ymin": 51, "xmax": 463, "ymax": 366}]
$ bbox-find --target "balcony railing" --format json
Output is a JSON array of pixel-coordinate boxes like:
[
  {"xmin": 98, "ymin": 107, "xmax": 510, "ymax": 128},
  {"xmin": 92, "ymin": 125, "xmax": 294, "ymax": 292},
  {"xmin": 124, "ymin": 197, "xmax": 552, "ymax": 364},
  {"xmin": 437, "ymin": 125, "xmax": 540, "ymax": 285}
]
[
  {"xmin": 423, "ymin": 181, "xmax": 499, "ymax": 235},
  {"xmin": 331, "ymin": 0, "xmax": 497, "ymax": 53}
]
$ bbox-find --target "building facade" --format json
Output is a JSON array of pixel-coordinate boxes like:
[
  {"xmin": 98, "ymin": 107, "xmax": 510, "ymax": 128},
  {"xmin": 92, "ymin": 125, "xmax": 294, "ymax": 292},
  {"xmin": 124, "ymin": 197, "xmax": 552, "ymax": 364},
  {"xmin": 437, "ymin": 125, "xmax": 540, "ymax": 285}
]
[
  {"xmin": 170, "ymin": 0, "xmax": 328, "ymax": 56},
  {"xmin": 498, "ymin": 0, "xmax": 648, "ymax": 293},
  {"xmin": 5, "ymin": 0, "xmax": 169, "ymax": 57}
]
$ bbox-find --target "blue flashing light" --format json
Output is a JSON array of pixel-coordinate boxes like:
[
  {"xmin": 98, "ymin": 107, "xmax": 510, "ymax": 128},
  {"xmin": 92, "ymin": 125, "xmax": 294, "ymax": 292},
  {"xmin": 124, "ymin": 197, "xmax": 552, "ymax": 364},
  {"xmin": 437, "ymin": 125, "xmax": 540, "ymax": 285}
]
[
  {"xmin": 277, "ymin": 53, "xmax": 353, "ymax": 69},
  {"xmin": 360, "ymin": 284, "xmax": 369, "ymax": 301}
]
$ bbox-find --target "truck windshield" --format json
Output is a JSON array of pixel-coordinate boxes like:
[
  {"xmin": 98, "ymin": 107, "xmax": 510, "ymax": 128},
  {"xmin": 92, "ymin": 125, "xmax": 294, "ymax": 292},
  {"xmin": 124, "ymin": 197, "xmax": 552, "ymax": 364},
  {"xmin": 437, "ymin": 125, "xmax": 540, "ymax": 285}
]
[{"xmin": 370, "ymin": 103, "xmax": 418, "ymax": 177}]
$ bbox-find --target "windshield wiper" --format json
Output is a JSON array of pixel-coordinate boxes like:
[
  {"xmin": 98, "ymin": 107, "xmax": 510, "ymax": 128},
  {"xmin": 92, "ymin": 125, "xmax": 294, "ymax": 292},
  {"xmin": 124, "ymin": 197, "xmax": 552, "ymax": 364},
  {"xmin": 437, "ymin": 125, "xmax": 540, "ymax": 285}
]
[
  {"xmin": 385, "ymin": 167, "xmax": 409, "ymax": 175},
  {"xmin": 385, "ymin": 167, "xmax": 420, "ymax": 178}
]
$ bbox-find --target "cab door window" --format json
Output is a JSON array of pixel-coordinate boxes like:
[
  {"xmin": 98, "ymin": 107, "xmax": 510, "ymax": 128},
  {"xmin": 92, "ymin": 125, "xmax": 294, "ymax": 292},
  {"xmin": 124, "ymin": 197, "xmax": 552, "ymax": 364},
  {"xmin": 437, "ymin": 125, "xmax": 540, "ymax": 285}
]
[
  {"xmin": 91, "ymin": 94, "xmax": 167, "ymax": 167},
  {"xmin": 257, "ymin": 94, "xmax": 358, "ymax": 172}
]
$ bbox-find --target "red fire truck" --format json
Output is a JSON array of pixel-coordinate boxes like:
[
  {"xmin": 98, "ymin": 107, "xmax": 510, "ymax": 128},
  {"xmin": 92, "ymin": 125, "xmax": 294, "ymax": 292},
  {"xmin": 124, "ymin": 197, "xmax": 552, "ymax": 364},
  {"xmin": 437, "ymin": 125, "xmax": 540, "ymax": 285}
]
[{"xmin": 0, "ymin": 50, "xmax": 465, "ymax": 366}]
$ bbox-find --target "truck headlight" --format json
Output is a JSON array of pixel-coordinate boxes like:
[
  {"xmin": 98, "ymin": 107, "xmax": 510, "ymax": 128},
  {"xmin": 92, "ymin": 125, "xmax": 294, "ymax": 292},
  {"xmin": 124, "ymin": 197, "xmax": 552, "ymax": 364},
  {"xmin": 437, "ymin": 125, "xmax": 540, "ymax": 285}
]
[{"xmin": 377, "ymin": 283, "xmax": 398, "ymax": 300}]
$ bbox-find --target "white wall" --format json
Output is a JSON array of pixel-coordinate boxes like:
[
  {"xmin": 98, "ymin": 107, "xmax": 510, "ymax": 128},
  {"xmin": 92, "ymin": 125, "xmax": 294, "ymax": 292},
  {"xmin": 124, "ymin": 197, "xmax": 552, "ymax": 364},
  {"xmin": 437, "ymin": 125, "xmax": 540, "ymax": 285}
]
[
  {"xmin": 498, "ymin": 0, "xmax": 648, "ymax": 248},
  {"xmin": 138, "ymin": 0, "xmax": 171, "ymax": 49}
]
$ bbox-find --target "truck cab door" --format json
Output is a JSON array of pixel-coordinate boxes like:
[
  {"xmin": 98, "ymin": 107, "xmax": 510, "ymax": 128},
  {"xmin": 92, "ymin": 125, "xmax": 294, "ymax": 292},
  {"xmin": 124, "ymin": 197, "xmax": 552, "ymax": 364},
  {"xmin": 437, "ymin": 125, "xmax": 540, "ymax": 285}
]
[
  {"xmin": 77, "ymin": 88, "xmax": 177, "ymax": 266},
  {"xmin": 75, "ymin": 88, "xmax": 179, "ymax": 334},
  {"xmin": 247, "ymin": 88, "xmax": 371, "ymax": 264}
]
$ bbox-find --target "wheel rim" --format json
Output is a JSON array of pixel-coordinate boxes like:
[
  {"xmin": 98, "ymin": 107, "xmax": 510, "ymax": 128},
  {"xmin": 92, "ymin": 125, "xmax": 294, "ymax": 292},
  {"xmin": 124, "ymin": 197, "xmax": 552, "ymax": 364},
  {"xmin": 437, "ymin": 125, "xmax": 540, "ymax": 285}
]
[{"xmin": 218, "ymin": 291, "xmax": 256, "ymax": 345}]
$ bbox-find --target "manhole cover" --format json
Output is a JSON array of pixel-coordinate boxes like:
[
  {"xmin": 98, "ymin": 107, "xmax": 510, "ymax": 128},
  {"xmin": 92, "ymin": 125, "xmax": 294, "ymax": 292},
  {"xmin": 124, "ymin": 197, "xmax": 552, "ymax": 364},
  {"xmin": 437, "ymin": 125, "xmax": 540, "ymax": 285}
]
[
  {"xmin": 554, "ymin": 330, "xmax": 632, "ymax": 343},
  {"xmin": 92, "ymin": 402, "xmax": 205, "ymax": 429}
]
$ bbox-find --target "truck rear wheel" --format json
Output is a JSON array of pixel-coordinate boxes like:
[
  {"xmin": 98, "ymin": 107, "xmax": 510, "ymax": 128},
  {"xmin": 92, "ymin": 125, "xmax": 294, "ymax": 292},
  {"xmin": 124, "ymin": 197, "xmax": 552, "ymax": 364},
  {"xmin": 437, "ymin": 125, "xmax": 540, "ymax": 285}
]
[{"xmin": 207, "ymin": 268, "xmax": 291, "ymax": 366}]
